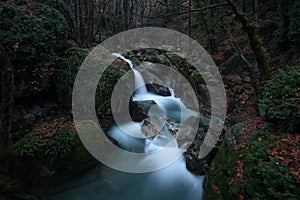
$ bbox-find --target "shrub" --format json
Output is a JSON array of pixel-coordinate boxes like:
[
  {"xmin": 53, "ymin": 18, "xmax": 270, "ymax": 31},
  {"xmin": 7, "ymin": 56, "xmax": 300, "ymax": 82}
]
[
  {"xmin": 14, "ymin": 137, "xmax": 41, "ymax": 157},
  {"xmin": 260, "ymin": 66, "xmax": 300, "ymax": 122},
  {"xmin": 44, "ymin": 128, "xmax": 79, "ymax": 163},
  {"xmin": 288, "ymin": 1, "xmax": 300, "ymax": 44},
  {"xmin": 0, "ymin": 2, "xmax": 68, "ymax": 68},
  {"xmin": 96, "ymin": 66, "xmax": 122, "ymax": 112},
  {"xmin": 55, "ymin": 47, "xmax": 89, "ymax": 106},
  {"xmin": 55, "ymin": 46, "xmax": 123, "ymax": 110},
  {"xmin": 242, "ymin": 130, "xmax": 299, "ymax": 199},
  {"xmin": 13, "ymin": 117, "xmax": 79, "ymax": 163},
  {"xmin": 0, "ymin": 1, "xmax": 68, "ymax": 94}
]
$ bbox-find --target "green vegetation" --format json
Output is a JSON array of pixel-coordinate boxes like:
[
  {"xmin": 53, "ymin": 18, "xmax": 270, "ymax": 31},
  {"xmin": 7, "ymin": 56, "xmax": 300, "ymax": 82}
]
[
  {"xmin": 0, "ymin": 0, "xmax": 299, "ymax": 199},
  {"xmin": 205, "ymin": 128, "xmax": 300, "ymax": 199},
  {"xmin": 243, "ymin": 130, "xmax": 299, "ymax": 199},
  {"xmin": 55, "ymin": 47, "xmax": 89, "ymax": 106},
  {"xmin": 13, "ymin": 117, "xmax": 79, "ymax": 163},
  {"xmin": 0, "ymin": 1, "xmax": 67, "ymax": 68},
  {"xmin": 260, "ymin": 66, "xmax": 300, "ymax": 122},
  {"xmin": 96, "ymin": 66, "xmax": 122, "ymax": 112}
]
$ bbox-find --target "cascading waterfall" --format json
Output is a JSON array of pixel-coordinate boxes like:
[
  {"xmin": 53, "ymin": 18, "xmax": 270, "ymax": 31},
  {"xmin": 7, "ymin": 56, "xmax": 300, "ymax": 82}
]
[
  {"xmin": 112, "ymin": 53, "xmax": 147, "ymax": 95},
  {"xmin": 47, "ymin": 53, "xmax": 205, "ymax": 200}
]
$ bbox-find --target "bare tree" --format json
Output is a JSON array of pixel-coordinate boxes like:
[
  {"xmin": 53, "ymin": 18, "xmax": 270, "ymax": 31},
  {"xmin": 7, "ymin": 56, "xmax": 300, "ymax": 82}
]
[{"xmin": 226, "ymin": 0, "xmax": 271, "ymax": 80}]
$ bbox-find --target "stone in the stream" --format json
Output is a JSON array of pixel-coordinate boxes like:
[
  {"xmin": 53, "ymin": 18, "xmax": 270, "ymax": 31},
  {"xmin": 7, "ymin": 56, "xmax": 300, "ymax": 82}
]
[
  {"xmin": 129, "ymin": 100, "xmax": 156, "ymax": 122},
  {"xmin": 146, "ymin": 83, "xmax": 171, "ymax": 96},
  {"xmin": 141, "ymin": 119, "xmax": 158, "ymax": 139}
]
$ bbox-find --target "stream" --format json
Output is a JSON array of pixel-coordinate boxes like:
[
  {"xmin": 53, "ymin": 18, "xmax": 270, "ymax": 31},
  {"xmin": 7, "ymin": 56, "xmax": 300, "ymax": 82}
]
[{"xmin": 47, "ymin": 53, "xmax": 205, "ymax": 200}]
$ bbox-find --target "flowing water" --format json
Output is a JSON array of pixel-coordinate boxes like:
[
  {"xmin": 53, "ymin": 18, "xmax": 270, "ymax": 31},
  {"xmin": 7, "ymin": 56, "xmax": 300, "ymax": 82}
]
[{"xmin": 47, "ymin": 53, "xmax": 205, "ymax": 200}]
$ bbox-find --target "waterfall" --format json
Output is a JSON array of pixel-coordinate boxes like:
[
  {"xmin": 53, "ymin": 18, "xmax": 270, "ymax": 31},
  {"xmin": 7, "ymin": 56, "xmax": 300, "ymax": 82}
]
[
  {"xmin": 112, "ymin": 53, "xmax": 148, "ymax": 95},
  {"xmin": 48, "ymin": 53, "xmax": 204, "ymax": 200}
]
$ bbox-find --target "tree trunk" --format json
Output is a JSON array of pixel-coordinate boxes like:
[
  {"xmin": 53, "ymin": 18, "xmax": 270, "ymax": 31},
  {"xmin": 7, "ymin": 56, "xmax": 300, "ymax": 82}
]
[
  {"xmin": 226, "ymin": 0, "xmax": 271, "ymax": 81},
  {"xmin": 0, "ymin": 43, "xmax": 14, "ymax": 149},
  {"xmin": 188, "ymin": 0, "xmax": 192, "ymax": 37},
  {"xmin": 123, "ymin": 0, "xmax": 128, "ymax": 30}
]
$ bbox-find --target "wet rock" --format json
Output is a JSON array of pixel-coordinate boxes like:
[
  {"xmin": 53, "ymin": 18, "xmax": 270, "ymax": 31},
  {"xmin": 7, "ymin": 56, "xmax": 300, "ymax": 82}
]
[
  {"xmin": 141, "ymin": 119, "xmax": 158, "ymax": 139},
  {"xmin": 129, "ymin": 100, "xmax": 156, "ymax": 122},
  {"xmin": 146, "ymin": 83, "xmax": 171, "ymax": 96},
  {"xmin": 167, "ymin": 119, "xmax": 180, "ymax": 136},
  {"xmin": 203, "ymin": 123, "xmax": 244, "ymax": 199},
  {"xmin": 185, "ymin": 152, "xmax": 206, "ymax": 175}
]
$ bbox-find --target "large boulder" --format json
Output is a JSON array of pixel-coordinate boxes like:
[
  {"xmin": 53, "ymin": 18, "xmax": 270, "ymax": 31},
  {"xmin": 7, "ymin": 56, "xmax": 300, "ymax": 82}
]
[{"xmin": 129, "ymin": 100, "xmax": 156, "ymax": 122}]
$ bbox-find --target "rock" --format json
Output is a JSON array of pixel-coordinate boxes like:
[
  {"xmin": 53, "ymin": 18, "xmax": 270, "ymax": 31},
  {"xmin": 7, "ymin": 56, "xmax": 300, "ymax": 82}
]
[
  {"xmin": 24, "ymin": 113, "xmax": 36, "ymax": 123},
  {"xmin": 203, "ymin": 123, "xmax": 244, "ymax": 199},
  {"xmin": 146, "ymin": 83, "xmax": 171, "ymax": 96},
  {"xmin": 225, "ymin": 74, "xmax": 242, "ymax": 84},
  {"xmin": 129, "ymin": 100, "xmax": 156, "ymax": 122},
  {"xmin": 185, "ymin": 152, "xmax": 206, "ymax": 175},
  {"xmin": 167, "ymin": 119, "xmax": 180, "ymax": 136},
  {"xmin": 141, "ymin": 119, "xmax": 158, "ymax": 139},
  {"xmin": 243, "ymin": 76, "xmax": 251, "ymax": 83}
]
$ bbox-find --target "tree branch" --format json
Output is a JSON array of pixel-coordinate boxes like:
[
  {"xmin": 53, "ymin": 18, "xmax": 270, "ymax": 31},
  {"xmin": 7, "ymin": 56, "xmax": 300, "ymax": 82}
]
[{"xmin": 150, "ymin": 2, "xmax": 228, "ymax": 18}]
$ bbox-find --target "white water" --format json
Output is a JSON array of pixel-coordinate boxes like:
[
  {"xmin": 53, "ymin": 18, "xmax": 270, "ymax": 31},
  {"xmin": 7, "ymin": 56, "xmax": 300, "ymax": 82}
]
[
  {"xmin": 113, "ymin": 53, "xmax": 147, "ymax": 95},
  {"xmin": 48, "ymin": 53, "xmax": 204, "ymax": 200},
  {"xmin": 113, "ymin": 52, "xmax": 199, "ymax": 122}
]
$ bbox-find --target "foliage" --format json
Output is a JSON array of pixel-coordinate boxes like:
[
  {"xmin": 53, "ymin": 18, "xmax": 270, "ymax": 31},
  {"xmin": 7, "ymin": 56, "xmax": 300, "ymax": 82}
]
[
  {"xmin": 14, "ymin": 137, "xmax": 40, "ymax": 157},
  {"xmin": 242, "ymin": 130, "xmax": 299, "ymax": 199},
  {"xmin": 205, "ymin": 121, "xmax": 300, "ymax": 199},
  {"xmin": 0, "ymin": 1, "xmax": 68, "ymax": 95},
  {"xmin": 260, "ymin": 66, "xmax": 300, "ymax": 122},
  {"xmin": 55, "ymin": 47, "xmax": 89, "ymax": 106},
  {"xmin": 55, "ymin": 46, "xmax": 122, "ymax": 110},
  {"xmin": 44, "ymin": 128, "xmax": 79, "ymax": 163},
  {"xmin": 96, "ymin": 67, "xmax": 122, "ymax": 112},
  {"xmin": 13, "ymin": 117, "xmax": 79, "ymax": 163},
  {"xmin": 0, "ymin": 1, "xmax": 68, "ymax": 67},
  {"xmin": 288, "ymin": 0, "xmax": 300, "ymax": 44}
]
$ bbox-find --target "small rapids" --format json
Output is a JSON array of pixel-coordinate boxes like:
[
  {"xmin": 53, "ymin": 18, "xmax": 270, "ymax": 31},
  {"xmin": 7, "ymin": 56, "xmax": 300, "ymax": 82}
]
[{"xmin": 48, "ymin": 53, "xmax": 205, "ymax": 200}]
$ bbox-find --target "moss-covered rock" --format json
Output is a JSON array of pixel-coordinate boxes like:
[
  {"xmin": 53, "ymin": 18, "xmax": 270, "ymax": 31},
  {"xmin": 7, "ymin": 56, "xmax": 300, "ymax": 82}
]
[
  {"xmin": 204, "ymin": 123, "xmax": 300, "ymax": 199},
  {"xmin": 10, "ymin": 117, "xmax": 99, "ymax": 186},
  {"xmin": 203, "ymin": 123, "xmax": 244, "ymax": 200}
]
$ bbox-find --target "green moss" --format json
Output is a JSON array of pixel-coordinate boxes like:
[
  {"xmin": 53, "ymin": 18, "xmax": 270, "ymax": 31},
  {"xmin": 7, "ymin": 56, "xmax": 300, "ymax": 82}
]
[
  {"xmin": 68, "ymin": 143, "xmax": 98, "ymax": 172},
  {"xmin": 204, "ymin": 141, "xmax": 240, "ymax": 200},
  {"xmin": 205, "ymin": 128, "xmax": 300, "ymax": 199}
]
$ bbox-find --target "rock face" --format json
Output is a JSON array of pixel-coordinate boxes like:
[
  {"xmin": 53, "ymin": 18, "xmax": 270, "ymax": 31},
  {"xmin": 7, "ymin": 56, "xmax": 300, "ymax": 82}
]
[{"xmin": 203, "ymin": 123, "xmax": 244, "ymax": 199}]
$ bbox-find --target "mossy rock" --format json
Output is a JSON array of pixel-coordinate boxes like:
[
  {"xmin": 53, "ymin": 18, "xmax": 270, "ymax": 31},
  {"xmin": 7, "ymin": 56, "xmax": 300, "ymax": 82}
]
[
  {"xmin": 203, "ymin": 123, "xmax": 244, "ymax": 200},
  {"xmin": 67, "ymin": 142, "xmax": 99, "ymax": 173},
  {"xmin": 11, "ymin": 141, "xmax": 98, "ymax": 187},
  {"xmin": 203, "ymin": 142, "xmax": 241, "ymax": 199}
]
